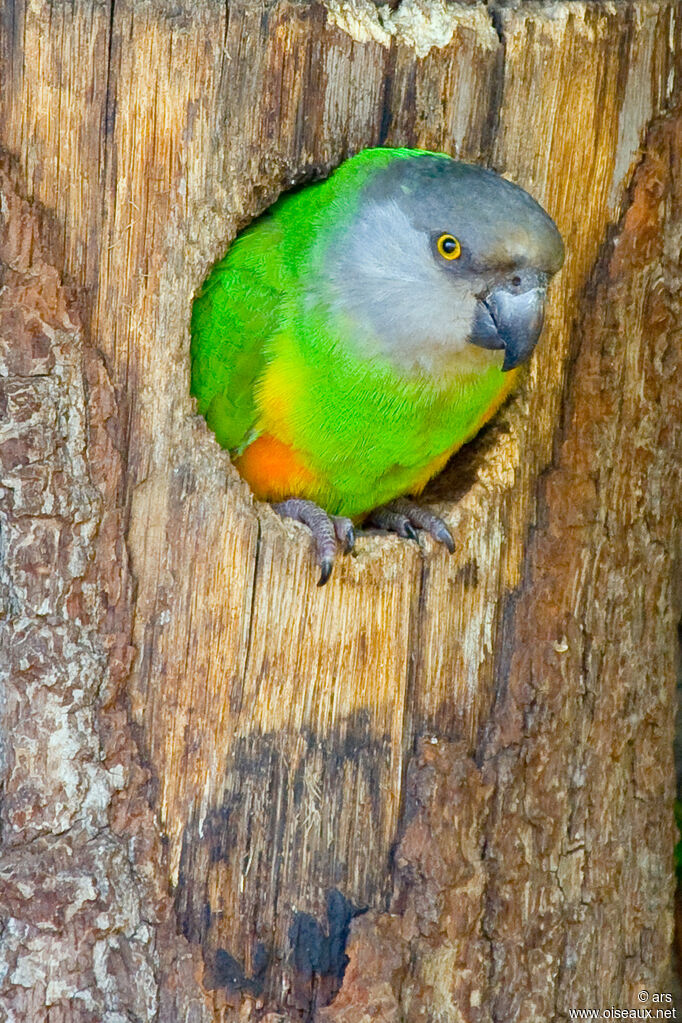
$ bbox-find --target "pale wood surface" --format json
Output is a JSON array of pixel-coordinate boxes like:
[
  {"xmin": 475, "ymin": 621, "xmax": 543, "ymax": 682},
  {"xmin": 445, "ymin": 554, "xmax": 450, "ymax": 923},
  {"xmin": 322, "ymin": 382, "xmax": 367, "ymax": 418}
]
[
  {"xmin": 322, "ymin": 111, "xmax": 682, "ymax": 1022},
  {"xmin": 0, "ymin": 0, "xmax": 681, "ymax": 1018}
]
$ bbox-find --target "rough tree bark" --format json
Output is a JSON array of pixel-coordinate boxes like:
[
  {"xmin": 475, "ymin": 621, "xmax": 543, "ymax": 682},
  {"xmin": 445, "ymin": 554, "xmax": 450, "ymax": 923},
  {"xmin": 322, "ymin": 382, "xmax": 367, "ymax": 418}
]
[{"xmin": 0, "ymin": 1, "xmax": 681, "ymax": 1020}]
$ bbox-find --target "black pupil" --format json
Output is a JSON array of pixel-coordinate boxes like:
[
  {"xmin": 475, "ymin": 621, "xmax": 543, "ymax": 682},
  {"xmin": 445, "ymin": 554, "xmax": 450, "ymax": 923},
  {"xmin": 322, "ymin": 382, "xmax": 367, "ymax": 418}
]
[{"xmin": 443, "ymin": 237, "xmax": 456, "ymax": 253}]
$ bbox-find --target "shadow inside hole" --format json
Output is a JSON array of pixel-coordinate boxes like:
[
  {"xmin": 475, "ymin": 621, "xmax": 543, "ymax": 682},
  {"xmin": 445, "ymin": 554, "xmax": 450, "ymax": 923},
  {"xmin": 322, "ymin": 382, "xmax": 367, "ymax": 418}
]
[{"xmin": 422, "ymin": 411, "xmax": 514, "ymax": 508}]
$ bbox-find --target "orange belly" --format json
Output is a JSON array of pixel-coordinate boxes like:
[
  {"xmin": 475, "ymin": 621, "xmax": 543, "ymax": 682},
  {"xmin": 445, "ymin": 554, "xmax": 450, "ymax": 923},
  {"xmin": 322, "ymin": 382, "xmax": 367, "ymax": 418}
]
[
  {"xmin": 236, "ymin": 370, "xmax": 519, "ymax": 508},
  {"xmin": 234, "ymin": 433, "xmax": 317, "ymax": 503}
]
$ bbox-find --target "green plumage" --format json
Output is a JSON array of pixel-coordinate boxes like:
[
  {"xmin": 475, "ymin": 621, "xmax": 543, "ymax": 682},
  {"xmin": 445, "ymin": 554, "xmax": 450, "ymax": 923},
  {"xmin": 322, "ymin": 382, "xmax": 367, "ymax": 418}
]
[
  {"xmin": 191, "ymin": 148, "xmax": 402, "ymax": 457},
  {"xmin": 191, "ymin": 216, "xmax": 284, "ymax": 452},
  {"xmin": 190, "ymin": 147, "xmax": 562, "ymax": 518}
]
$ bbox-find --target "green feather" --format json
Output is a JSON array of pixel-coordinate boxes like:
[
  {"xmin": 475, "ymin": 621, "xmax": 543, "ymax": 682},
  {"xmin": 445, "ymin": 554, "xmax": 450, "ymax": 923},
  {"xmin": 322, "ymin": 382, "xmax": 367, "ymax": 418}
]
[
  {"xmin": 190, "ymin": 217, "xmax": 285, "ymax": 451},
  {"xmin": 190, "ymin": 148, "xmax": 435, "ymax": 453},
  {"xmin": 190, "ymin": 148, "xmax": 521, "ymax": 517}
]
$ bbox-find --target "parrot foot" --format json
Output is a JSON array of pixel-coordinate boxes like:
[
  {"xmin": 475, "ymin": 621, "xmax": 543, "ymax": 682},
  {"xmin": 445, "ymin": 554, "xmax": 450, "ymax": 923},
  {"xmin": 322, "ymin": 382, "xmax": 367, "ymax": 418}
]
[
  {"xmin": 367, "ymin": 498, "xmax": 455, "ymax": 554},
  {"xmin": 273, "ymin": 499, "xmax": 355, "ymax": 586},
  {"xmin": 333, "ymin": 515, "xmax": 356, "ymax": 554}
]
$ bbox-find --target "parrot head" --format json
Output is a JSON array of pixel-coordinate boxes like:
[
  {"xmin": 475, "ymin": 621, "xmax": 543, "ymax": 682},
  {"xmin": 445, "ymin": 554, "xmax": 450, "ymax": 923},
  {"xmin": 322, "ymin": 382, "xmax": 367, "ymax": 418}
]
[{"xmin": 311, "ymin": 151, "xmax": 564, "ymax": 376}]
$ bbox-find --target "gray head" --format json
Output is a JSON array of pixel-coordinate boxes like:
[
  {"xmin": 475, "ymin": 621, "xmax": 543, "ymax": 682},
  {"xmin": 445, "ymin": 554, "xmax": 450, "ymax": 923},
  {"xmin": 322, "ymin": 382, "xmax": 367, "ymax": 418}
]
[{"xmin": 310, "ymin": 152, "xmax": 564, "ymax": 376}]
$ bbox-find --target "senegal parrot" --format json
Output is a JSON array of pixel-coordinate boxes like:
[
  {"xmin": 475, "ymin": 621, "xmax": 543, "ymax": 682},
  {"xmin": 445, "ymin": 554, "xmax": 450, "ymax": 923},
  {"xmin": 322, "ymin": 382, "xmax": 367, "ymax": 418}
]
[{"xmin": 190, "ymin": 147, "xmax": 564, "ymax": 584}]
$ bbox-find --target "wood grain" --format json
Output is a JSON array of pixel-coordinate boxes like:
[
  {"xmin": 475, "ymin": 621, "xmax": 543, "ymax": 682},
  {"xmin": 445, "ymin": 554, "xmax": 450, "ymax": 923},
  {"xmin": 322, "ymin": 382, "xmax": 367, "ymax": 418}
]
[
  {"xmin": 0, "ymin": 168, "xmax": 211, "ymax": 1022},
  {"xmin": 321, "ymin": 108, "xmax": 682, "ymax": 1023}
]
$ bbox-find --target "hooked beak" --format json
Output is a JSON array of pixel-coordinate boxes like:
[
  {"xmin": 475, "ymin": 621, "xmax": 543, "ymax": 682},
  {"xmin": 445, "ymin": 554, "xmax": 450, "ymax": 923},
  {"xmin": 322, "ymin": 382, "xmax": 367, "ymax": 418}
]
[{"xmin": 470, "ymin": 280, "xmax": 547, "ymax": 372}]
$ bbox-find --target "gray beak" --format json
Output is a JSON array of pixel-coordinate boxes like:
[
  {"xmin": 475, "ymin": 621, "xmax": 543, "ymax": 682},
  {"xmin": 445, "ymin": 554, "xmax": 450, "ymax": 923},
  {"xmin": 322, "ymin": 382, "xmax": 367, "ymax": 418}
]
[{"xmin": 470, "ymin": 280, "xmax": 547, "ymax": 372}]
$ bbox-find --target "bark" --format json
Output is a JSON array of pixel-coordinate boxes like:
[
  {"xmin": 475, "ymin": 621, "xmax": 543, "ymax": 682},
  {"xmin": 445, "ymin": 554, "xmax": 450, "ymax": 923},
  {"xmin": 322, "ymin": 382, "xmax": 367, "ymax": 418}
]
[{"xmin": 0, "ymin": 1, "xmax": 680, "ymax": 1020}]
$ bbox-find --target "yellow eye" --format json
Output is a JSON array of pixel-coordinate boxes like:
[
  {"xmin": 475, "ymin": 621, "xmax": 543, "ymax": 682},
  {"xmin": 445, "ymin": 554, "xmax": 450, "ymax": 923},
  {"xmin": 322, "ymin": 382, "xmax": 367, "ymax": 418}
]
[{"xmin": 437, "ymin": 234, "xmax": 461, "ymax": 260}]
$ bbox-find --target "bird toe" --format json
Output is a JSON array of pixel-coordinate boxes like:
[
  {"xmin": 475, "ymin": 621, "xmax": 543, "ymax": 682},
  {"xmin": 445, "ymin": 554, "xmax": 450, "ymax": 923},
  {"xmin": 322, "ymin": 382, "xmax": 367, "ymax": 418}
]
[
  {"xmin": 367, "ymin": 498, "xmax": 454, "ymax": 553},
  {"xmin": 273, "ymin": 498, "xmax": 340, "ymax": 585},
  {"xmin": 333, "ymin": 516, "xmax": 356, "ymax": 555}
]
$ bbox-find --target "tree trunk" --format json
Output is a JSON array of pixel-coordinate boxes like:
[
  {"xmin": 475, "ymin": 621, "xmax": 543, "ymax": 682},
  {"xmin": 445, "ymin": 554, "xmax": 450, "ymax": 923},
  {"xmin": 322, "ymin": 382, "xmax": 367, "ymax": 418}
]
[{"xmin": 1, "ymin": 0, "xmax": 681, "ymax": 1019}]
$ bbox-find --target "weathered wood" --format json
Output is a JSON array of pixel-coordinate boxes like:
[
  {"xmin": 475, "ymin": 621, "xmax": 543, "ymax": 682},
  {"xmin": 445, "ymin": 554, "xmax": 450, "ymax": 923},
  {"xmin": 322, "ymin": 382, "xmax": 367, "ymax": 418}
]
[
  {"xmin": 0, "ymin": 0, "xmax": 680, "ymax": 1018},
  {"xmin": 0, "ymin": 171, "xmax": 209, "ymax": 1022},
  {"xmin": 321, "ymin": 112, "xmax": 682, "ymax": 1021}
]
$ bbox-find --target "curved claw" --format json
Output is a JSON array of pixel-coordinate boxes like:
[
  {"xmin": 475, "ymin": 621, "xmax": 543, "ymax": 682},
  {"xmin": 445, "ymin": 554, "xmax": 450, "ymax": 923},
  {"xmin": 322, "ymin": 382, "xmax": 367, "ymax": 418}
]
[
  {"xmin": 333, "ymin": 516, "xmax": 356, "ymax": 555},
  {"xmin": 403, "ymin": 521, "xmax": 419, "ymax": 542},
  {"xmin": 318, "ymin": 557, "xmax": 334, "ymax": 587},
  {"xmin": 367, "ymin": 506, "xmax": 418, "ymax": 541},
  {"xmin": 368, "ymin": 498, "xmax": 455, "ymax": 554},
  {"xmin": 273, "ymin": 499, "xmax": 356, "ymax": 586},
  {"xmin": 428, "ymin": 519, "xmax": 455, "ymax": 554}
]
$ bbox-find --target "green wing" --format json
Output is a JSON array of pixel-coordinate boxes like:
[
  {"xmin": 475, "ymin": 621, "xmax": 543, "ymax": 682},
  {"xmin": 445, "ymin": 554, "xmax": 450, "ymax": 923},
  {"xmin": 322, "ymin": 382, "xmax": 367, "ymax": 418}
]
[{"xmin": 190, "ymin": 216, "xmax": 284, "ymax": 452}]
